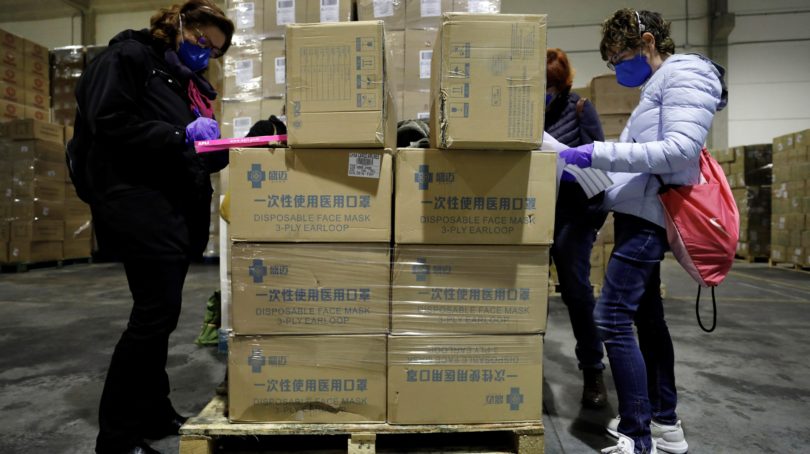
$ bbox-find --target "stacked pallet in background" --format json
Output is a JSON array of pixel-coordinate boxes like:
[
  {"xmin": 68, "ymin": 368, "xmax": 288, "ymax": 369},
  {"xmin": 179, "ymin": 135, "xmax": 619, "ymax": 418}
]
[
  {"xmin": 0, "ymin": 29, "xmax": 51, "ymax": 124},
  {"xmin": 771, "ymin": 129, "xmax": 810, "ymax": 266},
  {"xmin": 575, "ymin": 74, "xmax": 640, "ymax": 141},
  {"xmin": 712, "ymin": 144, "xmax": 773, "ymax": 261}
]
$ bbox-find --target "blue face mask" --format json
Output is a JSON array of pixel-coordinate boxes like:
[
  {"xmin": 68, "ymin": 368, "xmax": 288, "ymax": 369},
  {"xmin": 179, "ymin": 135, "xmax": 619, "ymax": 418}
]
[
  {"xmin": 615, "ymin": 53, "xmax": 652, "ymax": 87},
  {"xmin": 545, "ymin": 93, "xmax": 553, "ymax": 106},
  {"xmin": 178, "ymin": 40, "xmax": 210, "ymax": 72}
]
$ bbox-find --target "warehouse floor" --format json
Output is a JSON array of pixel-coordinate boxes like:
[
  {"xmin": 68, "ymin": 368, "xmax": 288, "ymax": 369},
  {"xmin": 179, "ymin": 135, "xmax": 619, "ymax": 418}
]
[{"xmin": 0, "ymin": 257, "xmax": 808, "ymax": 453}]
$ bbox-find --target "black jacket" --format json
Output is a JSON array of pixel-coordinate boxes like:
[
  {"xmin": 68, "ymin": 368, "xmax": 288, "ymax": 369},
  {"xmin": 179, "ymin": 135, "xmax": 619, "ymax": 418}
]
[
  {"xmin": 545, "ymin": 89, "xmax": 605, "ymax": 147},
  {"xmin": 74, "ymin": 29, "xmax": 213, "ymax": 260}
]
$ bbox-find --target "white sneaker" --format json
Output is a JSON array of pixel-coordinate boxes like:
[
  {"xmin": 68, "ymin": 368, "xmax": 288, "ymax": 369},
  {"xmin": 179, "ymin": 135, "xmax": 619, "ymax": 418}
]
[
  {"xmin": 651, "ymin": 420, "xmax": 688, "ymax": 454},
  {"xmin": 601, "ymin": 433, "xmax": 658, "ymax": 454},
  {"xmin": 607, "ymin": 416, "xmax": 688, "ymax": 454}
]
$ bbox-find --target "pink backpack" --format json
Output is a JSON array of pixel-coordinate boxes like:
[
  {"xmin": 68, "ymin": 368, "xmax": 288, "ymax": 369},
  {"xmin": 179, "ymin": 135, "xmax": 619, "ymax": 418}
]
[{"xmin": 657, "ymin": 148, "xmax": 740, "ymax": 331}]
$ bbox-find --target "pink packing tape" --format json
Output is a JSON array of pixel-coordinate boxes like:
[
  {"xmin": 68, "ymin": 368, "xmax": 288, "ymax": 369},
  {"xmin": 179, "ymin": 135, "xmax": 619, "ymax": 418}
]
[{"xmin": 194, "ymin": 135, "xmax": 287, "ymax": 153}]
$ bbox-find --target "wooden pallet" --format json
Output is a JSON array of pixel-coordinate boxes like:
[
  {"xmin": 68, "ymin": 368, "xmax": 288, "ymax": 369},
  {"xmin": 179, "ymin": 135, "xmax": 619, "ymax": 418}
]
[
  {"xmin": 735, "ymin": 254, "xmax": 768, "ymax": 263},
  {"xmin": 0, "ymin": 256, "xmax": 92, "ymax": 273},
  {"xmin": 179, "ymin": 396, "xmax": 544, "ymax": 454},
  {"xmin": 769, "ymin": 259, "xmax": 810, "ymax": 272}
]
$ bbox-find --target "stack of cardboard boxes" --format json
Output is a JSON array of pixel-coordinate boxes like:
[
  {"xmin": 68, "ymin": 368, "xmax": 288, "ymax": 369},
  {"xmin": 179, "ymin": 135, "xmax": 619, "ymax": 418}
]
[
  {"xmin": 50, "ymin": 45, "xmax": 107, "ymax": 127},
  {"xmin": 771, "ymin": 129, "xmax": 810, "ymax": 266},
  {"xmin": 711, "ymin": 144, "xmax": 773, "ymax": 260},
  {"xmin": 0, "ymin": 119, "xmax": 91, "ymax": 263},
  {"xmin": 581, "ymin": 74, "xmax": 640, "ymax": 141},
  {"xmin": 0, "ymin": 30, "xmax": 50, "ymax": 123},
  {"xmin": 226, "ymin": 20, "xmax": 394, "ymax": 423}
]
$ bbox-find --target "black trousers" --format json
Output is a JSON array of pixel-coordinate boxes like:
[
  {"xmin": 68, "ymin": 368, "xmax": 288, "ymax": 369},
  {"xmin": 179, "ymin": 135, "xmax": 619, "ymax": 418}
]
[{"xmin": 96, "ymin": 258, "xmax": 190, "ymax": 453}]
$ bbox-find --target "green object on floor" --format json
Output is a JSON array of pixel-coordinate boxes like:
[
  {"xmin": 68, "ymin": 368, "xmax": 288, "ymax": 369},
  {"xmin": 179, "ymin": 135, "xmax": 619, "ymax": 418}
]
[{"xmin": 195, "ymin": 290, "xmax": 221, "ymax": 346}]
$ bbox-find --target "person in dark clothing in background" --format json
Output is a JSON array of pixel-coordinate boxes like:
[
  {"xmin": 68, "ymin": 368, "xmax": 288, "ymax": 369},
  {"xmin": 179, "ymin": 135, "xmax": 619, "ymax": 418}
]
[
  {"xmin": 68, "ymin": 1, "xmax": 234, "ymax": 453},
  {"xmin": 545, "ymin": 48, "xmax": 609, "ymax": 409}
]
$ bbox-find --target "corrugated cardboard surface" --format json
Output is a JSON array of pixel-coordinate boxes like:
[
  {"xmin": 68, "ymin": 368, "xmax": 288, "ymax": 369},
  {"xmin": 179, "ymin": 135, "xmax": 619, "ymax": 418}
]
[
  {"xmin": 264, "ymin": 0, "xmax": 307, "ymax": 38},
  {"xmin": 231, "ymin": 242, "xmax": 391, "ymax": 334},
  {"xmin": 357, "ymin": 0, "xmax": 406, "ymax": 30},
  {"xmin": 405, "ymin": 0, "xmax": 453, "ymax": 29},
  {"xmin": 589, "ymin": 74, "xmax": 641, "ymax": 115},
  {"xmin": 388, "ymin": 334, "xmax": 542, "ymax": 423},
  {"xmin": 391, "ymin": 245, "xmax": 548, "ymax": 334},
  {"xmin": 221, "ymin": 99, "xmax": 261, "ymax": 139},
  {"xmin": 11, "ymin": 219, "xmax": 64, "ymax": 241},
  {"xmin": 261, "ymin": 38, "xmax": 286, "ymax": 98},
  {"xmin": 430, "ymin": 13, "xmax": 546, "ymax": 150},
  {"xmin": 10, "ymin": 139, "xmax": 65, "ymax": 162},
  {"xmin": 393, "ymin": 148, "xmax": 555, "ymax": 244},
  {"xmin": 229, "ymin": 148, "xmax": 392, "ymax": 242},
  {"xmin": 286, "ymin": 21, "xmax": 395, "ymax": 148},
  {"xmin": 8, "ymin": 240, "xmax": 62, "ymax": 262},
  {"xmin": 228, "ymin": 334, "xmax": 387, "ymax": 423}
]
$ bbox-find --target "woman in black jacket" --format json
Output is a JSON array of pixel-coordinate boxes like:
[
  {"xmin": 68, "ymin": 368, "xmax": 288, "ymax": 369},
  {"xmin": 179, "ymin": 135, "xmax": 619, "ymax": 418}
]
[
  {"xmin": 70, "ymin": 1, "xmax": 233, "ymax": 453},
  {"xmin": 545, "ymin": 48, "xmax": 610, "ymax": 409}
]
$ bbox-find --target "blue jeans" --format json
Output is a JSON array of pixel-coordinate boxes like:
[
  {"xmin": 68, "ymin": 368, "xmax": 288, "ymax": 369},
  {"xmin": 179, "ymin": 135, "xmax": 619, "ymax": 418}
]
[
  {"xmin": 552, "ymin": 182, "xmax": 607, "ymax": 371},
  {"xmin": 595, "ymin": 213, "xmax": 677, "ymax": 453}
]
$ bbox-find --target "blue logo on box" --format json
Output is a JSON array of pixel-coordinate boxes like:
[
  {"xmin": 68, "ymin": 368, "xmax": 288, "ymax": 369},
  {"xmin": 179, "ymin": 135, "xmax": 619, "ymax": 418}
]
[
  {"xmin": 414, "ymin": 164, "xmax": 433, "ymax": 190},
  {"xmin": 247, "ymin": 163, "xmax": 266, "ymax": 189},
  {"xmin": 248, "ymin": 347, "xmax": 265, "ymax": 373},
  {"xmin": 412, "ymin": 257, "xmax": 429, "ymax": 282},
  {"xmin": 249, "ymin": 259, "xmax": 268, "ymax": 283},
  {"xmin": 506, "ymin": 387, "xmax": 524, "ymax": 411}
]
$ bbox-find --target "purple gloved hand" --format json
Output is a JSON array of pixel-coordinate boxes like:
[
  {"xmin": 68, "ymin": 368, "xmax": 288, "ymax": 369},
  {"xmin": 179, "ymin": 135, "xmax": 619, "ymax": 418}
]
[
  {"xmin": 559, "ymin": 143, "xmax": 594, "ymax": 168},
  {"xmin": 185, "ymin": 117, "xmax": 220, "ymax": 145}
]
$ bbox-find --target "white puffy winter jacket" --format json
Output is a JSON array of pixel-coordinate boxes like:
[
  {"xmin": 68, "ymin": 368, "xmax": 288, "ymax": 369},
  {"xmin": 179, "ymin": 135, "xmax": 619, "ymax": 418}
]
[{"xmin": 591, "ymin": 53, "xmax": 726, "ymax": 227}]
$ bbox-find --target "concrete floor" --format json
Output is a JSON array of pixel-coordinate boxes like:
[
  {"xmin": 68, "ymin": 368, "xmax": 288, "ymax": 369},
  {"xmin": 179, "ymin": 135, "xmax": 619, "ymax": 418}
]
[{"xmin": 0, "ymin": 258, "xmax": 809, "ymax": 453}]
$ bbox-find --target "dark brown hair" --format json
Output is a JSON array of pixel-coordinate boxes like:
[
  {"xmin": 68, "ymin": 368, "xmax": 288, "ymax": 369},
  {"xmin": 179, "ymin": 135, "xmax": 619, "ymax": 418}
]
[
  {"xmin": 546, "ymin": 48, "xmax": 575, "ymax": 92},
  {"xmin": 599, "ymin": 9, "xmax": 675, "ymax": 61},
  {"xmin": 150, "ymin": 0, "xmax": 234, "ymax": 57}
]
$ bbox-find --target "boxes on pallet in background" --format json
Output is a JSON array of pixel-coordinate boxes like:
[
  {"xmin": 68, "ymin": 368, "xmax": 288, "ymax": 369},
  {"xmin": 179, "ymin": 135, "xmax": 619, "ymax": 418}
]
[
  {"xmin": 229, "ymin": 147, "xmax": 392, "ymax": 242},
  {"xmin": 403, "ymin": 28, "xmax": 434, "ymax": 121},
  {"xmin": 260, "ymin": 38, "xmax": 285, "ymax": 98},
  {"xmin": 11, "ymin": 199, "xmax": 65, "ymax": 221},
  {"xmin": 386, "ymin": 30, "xmax": 405, "ymax": 122},
  {"xmin": 711, "ymin": 147, "xmax": 735, "ymax": 163},
  {"xmin": 223, "ymin": 41, "xmax": 262, "ymax": 99},
  {"xmin": 65, "ymin": 197, "xmax": 91, "ymax": 221},
  {"xmin": 11, "ymin": 219, "xmax": 64, "ymax": 242},
  {"xmin": 13, "ymin": 178, "xmax": 65, "ymax": 201},
  {"xmin": 8, "ymin": 240, "xmax": 62, "ymax": 263},
  {"xmin": 264, "ymin": 0, "xmax": 307, "ymax": 37},
  {"xmin": 228, "ymin": 334, "xmax": 387, "ymax": 423},
  {"xmin": 0, "ymin": 221, "xmax": 9, "ymax": 241},
  {"xmin": 12, "ymin": 158, "xmax": 66, "ymax": 182},
  {"xmin": 429, "ymin": 13, "xmax": 547, "ymax": 150},
  {"xmin": 10, "ymin": 139, "xmax": 64, "ymax": 162},
  {"xmin": 221, "ymin": 99, "xmax": 261, "ymax": 138},
  {"xmin": 453, "ymin": 0, "xmax": 501, "ymax": 12},
  {"xmin": 228, "ymin": 0, "xmax": 265, "ymax": 37},
  {"xmin": 599, "ymin": 114, "xmax": 630, "ymax": 138},
  {"xmin": 63, "ymin": 218, "xmax": 92, "ymax": 259},
  {"xmin": 0, "ymin": 99, "xmax": 24, "ymax": 121},
  {"xmin": 589, "ymin": 74, "xmax": 640, "ymax": 115},
  {"xmin": 230, "ymin": 243, "xmax": 390, "ymax": 334},
  {"xmin": 393, "ymin": 148, "xmax": 556, "ymax": 245},
  {"xmin": 387, "ymin": 334, "xmax": 542, "ymax": 424},
  {"xmin": 391, "ymin": 245, "xmax": 549, "ymax": 334},
  {"xmin": 772, "ymin": 132, "xmax": 794, "ymax": 153},
  {"xmin": 0, "ymin": 241, "xmax": 7, "ymax": 263},
  {"xmin": 285, "ymin": 21, "xmax": 396, "ymax": 148},
  {"xmin": 357, "ymin": 0, "xmax": 406, "ymax": 30},
  {"xmin": 303, "ymin": 0, "xmax": 353, "ymax": 23},
  {"xmin": 406, "ymin": 0, "xmax": 453, "ymax": 28},
  {"xmin": 261, "ymin": 97, "xmax": 285, "ymax": 119}
]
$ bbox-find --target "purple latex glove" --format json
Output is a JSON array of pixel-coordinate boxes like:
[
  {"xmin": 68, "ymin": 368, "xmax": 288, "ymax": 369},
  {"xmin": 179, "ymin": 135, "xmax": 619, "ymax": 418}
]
[
  {"xmin": 185, "ymin": 117, "xmax": 220, "ymax": 145},
  {"xmin": 559, "ymin": 143, "xmax": 594, "ymax": 168}
]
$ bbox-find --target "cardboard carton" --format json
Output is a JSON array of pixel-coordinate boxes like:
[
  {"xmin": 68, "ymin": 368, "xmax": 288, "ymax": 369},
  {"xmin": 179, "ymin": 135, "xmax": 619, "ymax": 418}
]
[
  {"xmin": 264, "ymin": 0, "xmax": 308, "ymax": 38},
  {"xmin": 228, "ymin": 0, "xmax": 265, "ymax": 37},
  {"xmin": 393, "ymin": 148, "xmax": 556, "ymax": 244},
  {"xmin": 356, "ymin": 0, "xmax": 406, "ymax": 30},
  {"xmin": 452, "ymin": 0, "xmax": 501, "ymax": 13},
  {"xmin": 388, "ymin": 334, "xmax": 542, "ymax": 424},
  {"xmin": 221, "ymin": 99, "xmax": 261, "ymax": 138},
  {"xmin": 12, "ymin": 178, "xmax": 66, "ymax": 201},
  {"xmin": 589, "ymin": 74, "xmax": 641, "ymax": 115},
  {"xmin": 391, "ymin": 245, "xmax": 549, "ymax": 334},
  {"xmin": 11, "ymin": 198, "xmax": 65, "ymax": 221},
  {"xmin": 286, "ymin": 21, "xmax": 395, "ymax": 148},
  {"xmin": 260, "ymin": 97, "xmax": 285, "ymax": 119},
  {"xmin": 386, "ymin": 30, "xmax": 406, "ymax": 122},
  {"xmin": 10, "ymin": 139, "xmax": 65, "ymax": 162},
  {"xmin": 261, "ymin": 38, "xmax": 285, "ymax": 98},
  {"xmin": 304, "ymin": 0, "xmax": 353, "ymax": 23},
  {"xmin": 600, "ymin": 114, "xmax": 630, "ymax": 138},
  {"xmin": 430, "ymin": 13, "xmax": 546, "ymax": 150},
  {"xmin": 229, "ymin": 148, "xmax": 393, "ymax": 242},
  {"xmin": 404, "ymin": 28, "xmax": 435, "ymax": 97},
  {"xmin": 223, "ymin": 43, "xmax": 262, "ymax": 98},
  {"xmin": 231, "ymin": 242, "xmax": 390, "ymax": 334},
  {"xmin": 12, "ymin": 158, "xmax": 66, "ymax": 182},
  {"xmin": 11, "ymin": 219, "xmax": 64, "ymax": 241},
  {"xmin": 63, "ymin": 218, "xmax": 93, "ymax": 259},
  {"xmin": 8, "ymin": 240, "xmax": 63, "ymax": 263},
  {"xmin": 228, "ymin": 334, "xmax": 387, "ymax": 422},
  {"xmin": 406, "ymin": 0, "xmax": 452, "ymax": 29}
]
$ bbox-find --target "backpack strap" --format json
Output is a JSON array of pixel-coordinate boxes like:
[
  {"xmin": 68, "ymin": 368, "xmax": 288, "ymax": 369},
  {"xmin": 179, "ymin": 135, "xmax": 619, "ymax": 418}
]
[{"xmin": 576, "ymin": 97, "xmax": 587, "ymax": 118}]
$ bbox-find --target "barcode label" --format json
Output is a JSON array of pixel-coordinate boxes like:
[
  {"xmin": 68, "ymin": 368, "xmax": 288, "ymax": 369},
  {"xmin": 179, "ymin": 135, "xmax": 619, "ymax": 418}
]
[
  {"xmin": 348, "ymin": 153, "xmax": 382, "ymax": 179},
  {"xmin": 236, "ymin": 2, "xmax": 255, "ymax": 29},
  {"xmin": 373, "ymin": 0, "xmax": 394, "ymax": 18},
  {"xmin": 419, "ymin": 50, "xmax": 432, "ymax": 79},
  {"xmin": 417, "ymin": 111, "xmax": 430, "ymax": 120},
  {"xmin": 277, "ymin": 0, "xmax": 296, "ymax": 25},
  {"xmin": 233, "ymin": 116, "xmax": 253, "ymax": 138},
  {"xmin": 320, "ymin": 0, "xmax": 339, "ymax": 22},
  {"xmin": 274, "ymin": 57, "xmax": 286, "ymax": 84},
  {"xmin": 235, "ymin": 59, "xmax": 253, "ymax": 86},
  {"xmin": 421, "ymin": 0, "xmax": 441, "ymax": 17}
]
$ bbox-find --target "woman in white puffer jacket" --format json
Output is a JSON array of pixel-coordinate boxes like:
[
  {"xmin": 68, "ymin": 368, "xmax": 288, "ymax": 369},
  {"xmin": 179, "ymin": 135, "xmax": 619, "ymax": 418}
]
[{"xmin": 560, "ymin": 9, "xmax": 727, "ymax": 454}]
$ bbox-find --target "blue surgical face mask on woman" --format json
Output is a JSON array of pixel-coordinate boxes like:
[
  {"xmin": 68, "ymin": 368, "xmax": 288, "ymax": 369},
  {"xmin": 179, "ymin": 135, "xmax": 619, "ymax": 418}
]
[
  {"xmin": 177, "ymin": 16, "xmax": 210, "ymax": 72},
  {"xmin": 615, "ymin": 53, "xmax": 652, "ymax": 87}
]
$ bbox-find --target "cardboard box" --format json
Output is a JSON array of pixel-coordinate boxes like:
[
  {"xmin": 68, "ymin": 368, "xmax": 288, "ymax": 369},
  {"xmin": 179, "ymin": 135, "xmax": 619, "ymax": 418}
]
[
  {"xmin": 24, "ymin": 105, "xmax": 49, "ymax": 122},
  {"xmin": 13, "ymin": 178, "xmax": 66, "ymax": 201},
  {"xmin": 304, "ymin": 0, "xmax": 353, "ymax": 23},
  {"xmin": 600, "ymin": 114, "xmax": 630, "ymax": 138},
  {"xmin": 771, "ymin": 244, "xmax": 787, "ymax": 262},
  {"xmin": 261, "ymin": 38, "xmax": 285, "ymax": 98},
  {"xmin": 430, "ymin": 13, "xmax": 546, "ymax": 150},
  {"xmin": 65, "ymin": 198, "xmax": 91, "ymax": 221},
  {"xmin": 221, "ymin": 99, "xmax": 261, "ymax": 138},
  {"xmin": 386, "ymin": 30, "xmax": 406, "ymax": 122},
  {"xmin": 404, "ymin": 28, "xmax": 435, "ymax": 96},
  {"xmin": 10, "ymin": 139, "xmax": 65, "ymax": 162},
  {"xmin": 11, "ymin": 219, "xmax": 64, "ymax": 241},
  {"xmin": 0, "ymin": 30, "xmax": 23, "ymax": 52},
  {"xmin": 0, "ymin": 240, "xmax": 7, "ymax": 263},
  {"xmin": 229, "ymin": 148, "xmax": 393, "ymax": 242},
  {"xmin": 24, "ymin": 40, "xmax": 49, "ymax": 64},
  {"xmin": 8, "ymin": 240, "xmax": 63, "ymax": 263},
  {"xmin": 23, "ymin": 58, "xmax": 48, "ymax": 78},
  {"xmin": 387, "ymin": 334, "xmax": 542, "ymax": 424},
  {"xmin": 391, "ymin": 245, "xmax": 549, "ymax": 334},
  {"xmin": 228, "ymin": 334, "xmax": 387, "ymax": 423},
  {"xmin": 12, "ymin": 158, "xmax": 66, "ymax": 182},
  {"xmin": 0, "ymin": 221, "xmax": 9, "ymax": 241},
  {"xmin": 589, "ymin": 74, "xmax": 641, "ymax": 115},
  {"xmin": 402, "ymin": 89, "xmax": 431, "ymax": 122},
  {"xmin": 223, "ymin": 44, "xmax": 262, "ymax": 98},
  {"xmin": 286, "ymin": 21, "xmax": 395, "ymax": 148},
  {"xmin": 63, "ymin": 218, "xmax": 93, "ymax": 259},
  {"xmin": 230, "ymin": 242, "xmax": 391, "ymax": 334},
  {"xmin": 357, "ymin": 0, "xmax": 406, "ymax": 30},
  {"xmin": 24, "ymin": 73, "xmax": 49, "ymax": 95},
  {"xmin": 452, "ymin": 0, "xmax": 501, "ymax": 13},
  {"xmin": 406, "ymin": 0, "xmax": 453, "ymax": 29},
  {"xmin": 264, "ymin": 0, "xmax": 308, "ymax": 38},
  {"xmin": 393, "ymin": 148, "xmax": 556, "ymax": 244},
  {"xmin": 772, "ymin": 133, "xmax": 794, "ymax": 153},
  {"xmin": 11, "ymin": 198, "xmax": 65, "ymax": 221},
  {"xmin": 63, "ymin": 237, "xmax": 92, "ymax": 259},
  {"xmin": 0, "ymin": 99, "xmax": 24, "ymax": 121},
  {"xmin": 0, "ymin": 47, "xmax": 23, "ymax": 69},
  {"xmin": 711, "ymin": 147, "xmax": 735, "ymax": 164},
  {"xmin": 228, "ymin": 0, "xmax": 265, "ymax": 37},
  {"xmin": 260, "ymin": 97, "xmax": 285, "ymax": 119}
]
